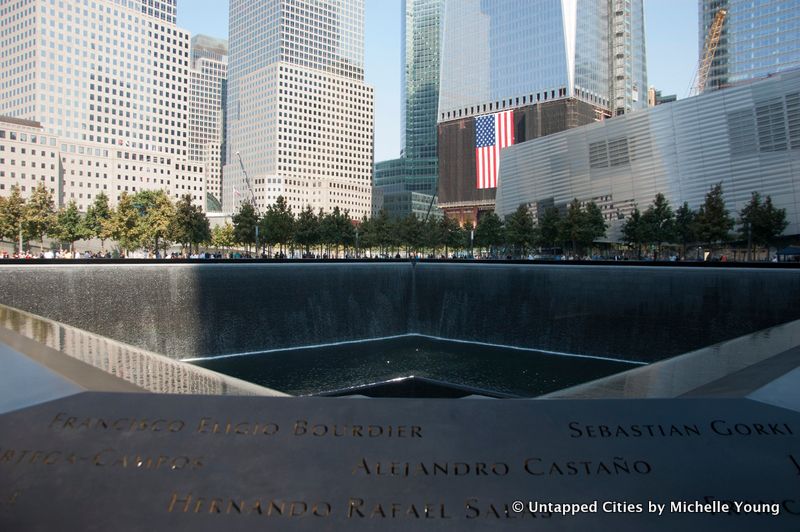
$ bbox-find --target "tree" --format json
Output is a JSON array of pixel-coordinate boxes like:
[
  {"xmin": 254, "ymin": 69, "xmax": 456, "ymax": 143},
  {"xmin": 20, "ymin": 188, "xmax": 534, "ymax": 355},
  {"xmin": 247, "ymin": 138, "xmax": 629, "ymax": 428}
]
[
  {"xmin": 421, "ymin": 216, "xmax": 444, "ymax": 256},
  {"xmin": 504, "ymin": 204, "xmax": 536, "ymax": 258},
  {"xmin": 104, "ymin": 192, "xmax": 141, "ymax": 254},
  {"xmin": 674, "ymin": 202, "xmax": 696, "ymax": 259},
  {"xmin": 582, "ymin": 202, "xmax": 607, "ymax": 249},
  {"xmin": 440, "ymin": 216, "xmax": 462, "ymax": 257},
  {"xmin": 370, "ymin": 209, "xmax": 394, "ymax": 256},
  {"xmin": 318, "ymin": 209, "xmax": 338, "ymax": 256},
  {"xmin": 558, "ymin": 199, "xmax": 606, "ymax": 255},
  {"xmin": 739, "ymin": 192, "xmax": 788, "ymax": 259},
  {"xmin": 53, "ymin": 200, "xmax": 87, "ymax": 253},
  {"xmin": 538, "ymin": 206, "xmax": 561, "ymax": 249},
  {"xmin": 621, "ymin": 207, "xmax": 647, "ymax": 259},
  {"xmin": 260, "ymin": 195, "xmax": 294, "ymax": 255},
  {"xmin": 475, "ymin": 211, "xmax": 504, "ymax": 256},
  {"xmin": 294, "ymin": 205, "xmax": 320, "ymax": 256},
  {"xmin": 170, "ymin": 195, "xmax": 212, "ymax": 254},
  {"xmin": 398, "ymin": 214, "xmax": 423, "ymax": 256},
  {"xmin": 137, "ymin": 190, "xmax": 175, "ymax": 255},
  {"xmin": 462, "ymin": 221, "xmax": 475, "ymax": 256},
  {"xmin": 83, "ymin": 192, "xmax": 112, "ymax": 249},
  {"xmin": 24, "ymin": 183, "xmax": 57, "ymax": 252},
  {"xmin": 0, "ymin": 186, "xmax": 27, "ymax": 253},
  {"xmin": 694, "ymin": 183, "xmax": 734, "ymax": 249},
  {"xmin": 640, "ymin": 193, "xmax": 675, "ymax": 258},
  {"xmin": 358, "ymin": 214, "xmax": 375, "ymax": 256},
  {"xmin": 211, "ymin": 222, "xmax": 235, "ymax": 251},
  {"xmin": 333, "ymin": 208, "xmax": 356, "ymax": 255},
  {"xmin": 232, "ymin": 201, "xmax": 258, "ymax": 252}
]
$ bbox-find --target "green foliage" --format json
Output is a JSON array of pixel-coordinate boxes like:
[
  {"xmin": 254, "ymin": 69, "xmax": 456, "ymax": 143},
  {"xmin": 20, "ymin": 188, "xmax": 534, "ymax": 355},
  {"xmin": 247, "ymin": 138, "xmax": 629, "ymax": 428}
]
[
  {"xmin": 138, "ymin": 190, "xmax": 175, "ymax": 254},
  {"xmin": 674, "ymin": 202, "xmax": 696, "ymax": 256},
  {"xmin": 369, "ymin": 209, "xmax": 395, "ymax": 253},
  {"xmin": 559, "ymin": 199, "xmax": 607, "ymax": 253},
  {"xmin": 739, "ymin": 192, "xmax": 788, "ymax": 251},
  {"xmin": 0, "ymin": 186, "xmax": 27, "ymax": 252},
  {"xmin": 640, "ymin": 193, "xmax": 675, "ymax": 257},
  {"xmin": 24, "ymin": 183, "xmax": 57, "ymax": 248},
  {"xmin": 104, "ymin": 192, "xmax": 141, "ymax": 253},
  {"xmin": 53, "ymin": 200, "xmax": 88, "ymax": 251},
  {"xmin": 231, "ymin": 201, "xmax": 258, "ymax": 250},
  {"xmin": 694, "ymin": 183, "xmax": 734, "ymax": 247},
  {"xmin": 260, "ymin": 195, "xmax": 294, "ymax": 253},
  {"xmin": 504, "ymin": 204, "xmax": 536, "ymax": 258},
  {"xmin": 170, "ymin": 194, "xmax": 209, "ymax": 254},
  {"xmin": 538, "ymin": 206, "xmax": 561, "ymax": 249},
  {"xmin": 440, "ymin": 216, "xmax": 462, "ymax": 255},
  {"xmin": 293, "ymin": 205, "xmax": 320, "ymax": 254},
  {"xmin": 475, "ymin": 211, "xmax": 504, "ymax": 254},
  {"xmin": 420, "ymin": 217, "xmax": 444, "ymax": 255},
  {"xmin": 83, "ymin": 192, "xmax": 112, "ymax": 246},
  {"xmin": 398, "ymin": 214, "xmax": 423, "ymax": 254},
  {"xmin": 621, "ymin": 207, "xmax": 647, "ymax": 258},
  {"xmin": 211, "ymin": 222, "xmax": 235, "ymax": 250}
]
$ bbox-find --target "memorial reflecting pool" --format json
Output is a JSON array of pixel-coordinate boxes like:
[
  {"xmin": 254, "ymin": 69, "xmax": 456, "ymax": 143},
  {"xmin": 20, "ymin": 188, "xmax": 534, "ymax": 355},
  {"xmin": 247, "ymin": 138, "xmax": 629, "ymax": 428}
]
[{"xmin": 189, "ymin": 336, "xmax": 640, "ymax": 397}]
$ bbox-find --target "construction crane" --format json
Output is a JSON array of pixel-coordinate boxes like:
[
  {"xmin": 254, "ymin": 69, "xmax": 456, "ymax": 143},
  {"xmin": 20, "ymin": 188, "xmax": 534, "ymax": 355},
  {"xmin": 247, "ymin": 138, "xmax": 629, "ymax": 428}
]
[
  {"xmin": 689, "ymin": 8, "xmax": 727, "ymax": 97},
  {"xmin": 235, "ymin": 151, "xmax": 260, "ymax": 215}
]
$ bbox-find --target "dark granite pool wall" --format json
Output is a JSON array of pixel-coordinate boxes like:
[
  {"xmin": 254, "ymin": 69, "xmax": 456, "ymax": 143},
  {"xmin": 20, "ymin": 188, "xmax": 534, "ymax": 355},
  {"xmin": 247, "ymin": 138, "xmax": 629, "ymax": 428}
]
[{"xmin": 0, "ymin": 263, "xmax": 798, "ymax": 361}]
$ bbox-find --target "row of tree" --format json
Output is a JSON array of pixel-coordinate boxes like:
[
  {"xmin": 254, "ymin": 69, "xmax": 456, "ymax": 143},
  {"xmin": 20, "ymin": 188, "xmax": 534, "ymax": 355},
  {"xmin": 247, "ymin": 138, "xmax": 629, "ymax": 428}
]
[
  {"xmin": 621, "ymin": 184, "xmax": 788, "ymax": 259},
  {"xmin": 0, "ymin": 182, "xmax": 790, "ymax": 259},
  {"xmin": 0, "ymin": 184, "xmax": 209, "ymax": 255},
  {"xmin": 223, "ymin": 196, "xmax": 608, "ymax": 258}
]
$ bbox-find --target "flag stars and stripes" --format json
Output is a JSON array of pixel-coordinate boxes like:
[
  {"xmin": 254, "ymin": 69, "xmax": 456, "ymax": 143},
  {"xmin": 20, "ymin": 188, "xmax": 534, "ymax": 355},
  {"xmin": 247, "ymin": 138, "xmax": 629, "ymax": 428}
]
[{"xmin": 475, "ymin": 110, "xmax": 515, "ymax": 190}]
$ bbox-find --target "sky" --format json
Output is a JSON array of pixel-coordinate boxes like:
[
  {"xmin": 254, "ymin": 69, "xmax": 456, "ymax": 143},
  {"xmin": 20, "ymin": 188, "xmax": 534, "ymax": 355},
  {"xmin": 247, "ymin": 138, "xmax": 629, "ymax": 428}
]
[{"xmin": 178, "ymin": 0, "xmax": 698, "ymax": 163}]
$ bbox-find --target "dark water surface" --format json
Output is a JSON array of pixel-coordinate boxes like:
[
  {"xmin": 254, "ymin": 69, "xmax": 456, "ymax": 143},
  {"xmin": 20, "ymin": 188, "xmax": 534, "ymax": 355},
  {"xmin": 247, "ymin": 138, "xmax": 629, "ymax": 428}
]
[{"xmin": 189, "ymin": 336, "xmax": 639, "ymax": 397}]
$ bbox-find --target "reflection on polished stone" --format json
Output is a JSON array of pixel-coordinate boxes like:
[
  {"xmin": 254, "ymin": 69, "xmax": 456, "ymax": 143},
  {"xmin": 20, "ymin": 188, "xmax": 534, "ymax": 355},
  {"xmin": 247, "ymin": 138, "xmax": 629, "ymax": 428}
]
[
  {"xmin": 542, "ymin": 318, "xmax": 800, "ymax": 399},
  {"xmin": 0, "ymin": 304, "xmax": 285, "ymax": 397}
]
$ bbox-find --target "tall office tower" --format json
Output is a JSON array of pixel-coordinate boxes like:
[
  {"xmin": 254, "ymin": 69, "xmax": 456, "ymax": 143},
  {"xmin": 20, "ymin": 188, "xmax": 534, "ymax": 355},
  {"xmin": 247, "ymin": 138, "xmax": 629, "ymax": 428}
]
[
  {"xmin": 224, "ymin": 0, "xmax": 374, "ymax": 219},
  {"xmin": 0, "ymin": 0, "xmax": 205, "ymax": 211},
  {"xmin": 374, "ymin": 0, "xmax": 442, "ymax": 219},
  {"xmin": 189, "ymin": 35, "xmax": 228, "ymax": 211},
  {"xmin": 700, "ymin": 0, "xmax": 800, "ymax": 92},
  {"xmin": 436, "ymin": 0, "xmax": 647, "ymax": 222}
]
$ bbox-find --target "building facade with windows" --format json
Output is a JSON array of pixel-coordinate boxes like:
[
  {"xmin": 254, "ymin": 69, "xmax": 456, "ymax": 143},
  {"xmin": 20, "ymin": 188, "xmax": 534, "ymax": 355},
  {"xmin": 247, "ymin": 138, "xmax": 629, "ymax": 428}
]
[
  {"xmin": 223, "ymin": 0, "xmax": 374, "ymax": 219},
  {"xmin": 0, "ymin": 0, "xmax": 204, "ymax": 211},
  {"xmin": 374, "ymin": 0, "xmax": 442, "ymax": 219},
  {"xmin": 0, "ymin": 116, "xmax": 60, "ymax": 200},
  {"xmin": 436, "ymin": 0, "xmax": 647, "ymax": 223},
  {"xmin": 189, "ymin": 35, "xmax": 228, "ymax": 211},
  {"xmin": 495, "ymin": 71, "xmax": 800, "ymax": 241},
  {"xmin": 701, "ymin": 0, "xmax": 800, "ymax": 92}
]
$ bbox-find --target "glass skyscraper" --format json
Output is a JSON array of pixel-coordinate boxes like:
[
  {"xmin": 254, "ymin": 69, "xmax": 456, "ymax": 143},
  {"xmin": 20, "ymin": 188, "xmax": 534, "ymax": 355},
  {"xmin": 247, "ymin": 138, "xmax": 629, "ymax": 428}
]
[
  {"xmin": 374, "ymin": 0, "xmax": 443, "ymax": 219},
  {"xmin": 436, "ymin": 0, "xmax": 647, "ymax": 222},
  {"xmin": 701, "ymin": 0, "xmax": 800, "ymax": 92},
  {"xmin": 438, "ymin": 0, "xmax": 647, "ymax": 123},
  {"xmin": 224, "ymin": 0, "xmax": 374, "ymax": 218}
]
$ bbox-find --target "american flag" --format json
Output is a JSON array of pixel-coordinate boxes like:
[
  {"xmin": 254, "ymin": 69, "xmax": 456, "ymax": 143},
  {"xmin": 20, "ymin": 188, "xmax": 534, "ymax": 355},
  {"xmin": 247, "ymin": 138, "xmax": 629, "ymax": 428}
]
[{"xmin": 475, "ymin": 110, "xmax": 515, "ymax": 189}]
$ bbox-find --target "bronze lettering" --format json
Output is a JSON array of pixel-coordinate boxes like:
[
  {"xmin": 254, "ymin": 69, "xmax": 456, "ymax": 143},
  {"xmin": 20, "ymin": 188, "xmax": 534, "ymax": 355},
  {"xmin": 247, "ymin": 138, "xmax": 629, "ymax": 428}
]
[
  {"xmin": 208, "ymin": 498, "xmax": 223, "ymax": 514},
  {"xmin": 348, "ymin": 498, "xmax": 365, "ymax": 518},
  {"xmin": 465, "ymin": 498, "xmax": 480, "ymax": 519},
  {"xmin": 167, "ymin": 492, "xmax": 193, "ymax": 513}
]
